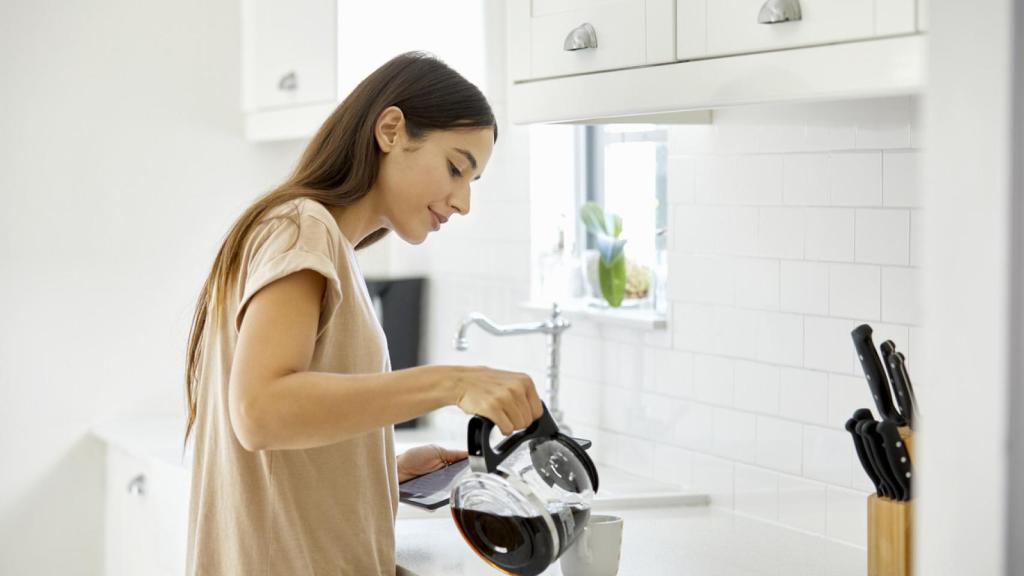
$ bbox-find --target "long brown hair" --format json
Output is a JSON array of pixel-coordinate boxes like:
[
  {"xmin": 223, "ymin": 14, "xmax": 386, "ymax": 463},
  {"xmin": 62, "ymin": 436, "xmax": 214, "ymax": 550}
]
[{"xmin": 184, "ymin": 52, "xmax": 496, "ymax": 447}]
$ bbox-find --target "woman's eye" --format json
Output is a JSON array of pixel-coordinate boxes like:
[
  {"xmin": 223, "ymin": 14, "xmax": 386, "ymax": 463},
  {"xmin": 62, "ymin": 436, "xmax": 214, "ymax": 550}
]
[{"xmin": 448, "ymin": 161, "xmax": 462, "ymax": 178}]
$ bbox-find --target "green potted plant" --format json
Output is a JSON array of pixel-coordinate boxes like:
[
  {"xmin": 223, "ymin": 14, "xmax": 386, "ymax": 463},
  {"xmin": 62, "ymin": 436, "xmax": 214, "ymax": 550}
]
[{"xmin": 580, "ymin": 202, "xmax": 627, "ymax": 308}]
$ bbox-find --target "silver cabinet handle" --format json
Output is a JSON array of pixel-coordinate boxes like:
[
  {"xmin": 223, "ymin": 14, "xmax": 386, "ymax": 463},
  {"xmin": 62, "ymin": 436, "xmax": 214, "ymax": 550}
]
[
  {"xmin": 277, "ymin": 71, "xmax": 298, "ymax": 91},
  {"xmin": 563, "ymin": 22, "xmax": 598, "ymax": 51},
  {"xmin": 758, "ymin": 0, "xmax": 802, "ymax": 24},
  {"xmin": 126, "ymin": 473, "xmax": 146, "ymax": 496}
]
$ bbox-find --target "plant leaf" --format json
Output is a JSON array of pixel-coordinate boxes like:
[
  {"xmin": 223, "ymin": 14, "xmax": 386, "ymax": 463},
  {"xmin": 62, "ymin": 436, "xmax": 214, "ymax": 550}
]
[
  {"xmin": 580, "ymin": 202, "xmax": 608, "ymax": 236},
  {"xmin": 595, "ymin": 233, "xmax": 627, "ymax": 264},
  {"xmin": 606, "ymin": 212, "xmax": 623, "ymax": 238},
  {"xmin": 598, "ymin": 253, "xmax": 626, "ymax": 307}
]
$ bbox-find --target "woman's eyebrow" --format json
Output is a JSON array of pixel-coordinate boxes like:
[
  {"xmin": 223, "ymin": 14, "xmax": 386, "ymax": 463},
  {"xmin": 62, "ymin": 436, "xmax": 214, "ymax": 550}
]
[{"xmin": 453, "ymin": 148, "xmax": 477, "ymax": 170}]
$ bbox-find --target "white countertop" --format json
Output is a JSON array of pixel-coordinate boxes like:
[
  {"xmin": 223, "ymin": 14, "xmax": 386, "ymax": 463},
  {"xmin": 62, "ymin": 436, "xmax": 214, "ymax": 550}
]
[
  {"xmin": 397, "ymin": 504, "xmax": 866, "ymax": 576},
  {"xmin": 92, "ymin": 416, "xmax": 864, "ymax": 575},
  {"xmin": 91, "ymin": 415, "xmax": 708, "ymax": 520}
]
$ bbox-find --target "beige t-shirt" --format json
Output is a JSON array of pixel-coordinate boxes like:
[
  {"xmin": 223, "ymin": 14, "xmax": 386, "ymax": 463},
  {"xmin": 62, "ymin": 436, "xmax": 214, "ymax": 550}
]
[{"xmin": 186, "ymin": 197, "xmax": 400, "ymax": 575}]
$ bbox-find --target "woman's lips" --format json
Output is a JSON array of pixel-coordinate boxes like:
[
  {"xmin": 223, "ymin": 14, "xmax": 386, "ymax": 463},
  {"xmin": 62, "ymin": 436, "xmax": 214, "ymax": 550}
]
[{"xmin": 428, "ymin": 209, "xmax": 447, "ymax": 231}]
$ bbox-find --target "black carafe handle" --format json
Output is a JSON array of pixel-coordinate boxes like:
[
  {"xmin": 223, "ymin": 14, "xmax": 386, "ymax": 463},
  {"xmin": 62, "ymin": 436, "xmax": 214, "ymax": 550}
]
[{"xmin": 468, "ymin": 403, "xmax": 560, "ymax": 473}]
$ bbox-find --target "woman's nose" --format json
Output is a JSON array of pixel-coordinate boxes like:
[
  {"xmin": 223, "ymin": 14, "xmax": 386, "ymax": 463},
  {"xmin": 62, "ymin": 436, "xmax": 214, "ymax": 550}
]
[{"xmin": 450, "ymin": 184, "xmax": 471, "ymax": 216}]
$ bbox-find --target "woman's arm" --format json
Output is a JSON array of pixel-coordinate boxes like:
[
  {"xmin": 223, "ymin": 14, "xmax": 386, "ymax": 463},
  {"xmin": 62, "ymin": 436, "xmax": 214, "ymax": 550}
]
[{"xmin": 228, "ymin": 269, "xmax": 541, "ymax": 451}]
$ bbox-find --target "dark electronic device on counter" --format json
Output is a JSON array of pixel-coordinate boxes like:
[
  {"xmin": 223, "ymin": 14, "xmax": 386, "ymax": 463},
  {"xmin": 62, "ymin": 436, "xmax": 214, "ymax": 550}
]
[{"xmin": 365, "ymin": 277, "xmax": 424, "ymax": 429}]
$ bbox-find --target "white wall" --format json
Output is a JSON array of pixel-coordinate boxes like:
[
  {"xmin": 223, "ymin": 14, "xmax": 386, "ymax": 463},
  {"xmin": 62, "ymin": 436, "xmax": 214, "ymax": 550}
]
[{"xmin": 0, "ymin": 1, "xmax": 304, "ymax": 574}]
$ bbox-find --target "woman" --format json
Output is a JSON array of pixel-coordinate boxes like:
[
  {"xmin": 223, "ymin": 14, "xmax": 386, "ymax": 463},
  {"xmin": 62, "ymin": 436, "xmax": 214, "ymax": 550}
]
[{"xmin": 183, "ymin": 52, "xmax": 544, "ymax": 575}]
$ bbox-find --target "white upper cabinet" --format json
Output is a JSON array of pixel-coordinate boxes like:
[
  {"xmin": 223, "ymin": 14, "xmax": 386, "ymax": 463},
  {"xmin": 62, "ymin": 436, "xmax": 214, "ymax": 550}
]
[
  {"xmin": 509, "ymin": 0, "xmax": 675, "ymax": 82},
  {"xmin": 509, "ymin": 0, "xmax": 925, "ymax": 124},
  {"xmin": 241, "ymin": 0, "xmax": 486, "ymax": 141},
  {"xmin": 677, "ymin": 0, "xmax": 917, "ymax": 61},
  {"xmin": 242, "ymin": 0, "xmax": 337, "ymax": 113}
]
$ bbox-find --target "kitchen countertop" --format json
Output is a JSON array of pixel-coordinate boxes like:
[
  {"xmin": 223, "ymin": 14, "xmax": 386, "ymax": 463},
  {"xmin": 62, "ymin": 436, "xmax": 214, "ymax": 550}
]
[
  {"xmin": 92, "ymin": 416, "xmax": 864, "ymax": 575},
  {"xmin": 91, "ymin": 415, "xmax": 708, "ymax": 520},
  {"xmin": 397, "ymin": 504, "xmax": 866, "ymax": 576}
]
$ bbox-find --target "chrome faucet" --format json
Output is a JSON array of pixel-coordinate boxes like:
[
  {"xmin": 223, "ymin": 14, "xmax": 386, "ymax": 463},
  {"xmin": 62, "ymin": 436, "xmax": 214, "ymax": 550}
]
[{"xmin": 454, "ymin": 303, "xmax": 573, "ymax": 433}]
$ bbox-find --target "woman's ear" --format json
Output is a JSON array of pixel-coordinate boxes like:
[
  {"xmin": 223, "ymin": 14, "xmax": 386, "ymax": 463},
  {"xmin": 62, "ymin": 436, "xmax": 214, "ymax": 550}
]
[{"xmin": 375, "ymin": 106, "xmax": 405, "ymax": 153}]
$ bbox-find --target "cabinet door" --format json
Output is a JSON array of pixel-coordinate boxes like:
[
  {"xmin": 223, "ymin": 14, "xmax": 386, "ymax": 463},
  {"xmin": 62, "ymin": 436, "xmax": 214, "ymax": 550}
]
[
  {"xmin": 678, "ymin": 0, "xmax": 916, "ymax": 60},
  {"xmin": 242, "ymin": 0, "xmax": 337, "ymax": 112},
  {"xmin": 150, "ymin": 461, "xmax": 190, "ymax": 576},
  {"xmin": 104, "ymin": 447, "xmax": 155, "ymax": 576},
  {"xmin": 512, "ymin": 0, "xmax": 675, "ymax": 82},
  {"xmin": 336, "ymin": 0, "xmax": 487, "ymax": 100}
]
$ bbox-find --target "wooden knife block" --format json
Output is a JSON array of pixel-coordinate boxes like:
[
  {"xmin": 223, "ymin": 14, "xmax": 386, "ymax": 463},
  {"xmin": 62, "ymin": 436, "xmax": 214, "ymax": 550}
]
[{"xmin": 867, "ymin": 426, "xmax": 914, "ymax": 576}]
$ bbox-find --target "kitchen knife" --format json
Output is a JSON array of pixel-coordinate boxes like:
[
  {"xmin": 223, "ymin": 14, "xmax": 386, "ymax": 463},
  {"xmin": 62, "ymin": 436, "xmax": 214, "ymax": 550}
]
[
  {"xmin": 855, "ymin": 418, "xmax": 895, "ymax": 499},
  {"xmin": 887, "ymin": 351, "xmax": 916, "ymax": 430},
  {"xmin": 851, "ymin": 325, "xmax": 903, "ymax": 425},
  {"xmin": 895, "ymin": 351, "xmax": 920, "ymax": 419},
  {"xmin": 877, "ymin": 420, "xmax": 913, "ymax": 501},
  {"xmin": 846, "ymin": 414, "xmax": 883, "ymax": 497},
  {"xmin": 879, "ymin": 340, "xmax": 898, "ymax": 399},
  {"xmin": 858, "ymin": 419, "xmax": 904, "ymax": 501}
]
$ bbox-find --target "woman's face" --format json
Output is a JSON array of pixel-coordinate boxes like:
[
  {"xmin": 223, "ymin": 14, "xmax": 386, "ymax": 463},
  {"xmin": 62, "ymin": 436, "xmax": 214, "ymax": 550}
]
[{"xmin": 373, "ymin": 108, "xmax": 495, "ymax": 244}]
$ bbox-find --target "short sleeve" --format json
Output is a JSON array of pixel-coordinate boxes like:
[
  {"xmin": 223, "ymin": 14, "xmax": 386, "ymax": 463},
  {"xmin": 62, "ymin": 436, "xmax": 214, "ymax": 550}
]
[{"xmin": 234, "ymin": 200, "xmax": 344, "ymax": 340}]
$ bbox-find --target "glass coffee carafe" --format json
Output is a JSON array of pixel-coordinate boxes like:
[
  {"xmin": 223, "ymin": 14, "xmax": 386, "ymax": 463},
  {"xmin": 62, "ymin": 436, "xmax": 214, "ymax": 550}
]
[{"xmin": 450, "ymin": 403, "xmax": 599, "ymax": 576}]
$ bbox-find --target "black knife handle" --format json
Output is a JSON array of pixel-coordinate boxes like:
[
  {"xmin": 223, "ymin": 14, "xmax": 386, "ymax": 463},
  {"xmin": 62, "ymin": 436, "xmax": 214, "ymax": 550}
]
[
  {"xmin": 895, "ymin": 352, "xmax": 920, "ymax": 419},
  {"xmin": 877, "ymin": 420, "xmax": 913, "ymax": 501},
  {"xmin": 846, "ymin": 417, "xmax": 883, "ymax": 497},
  {"xmin": 851, "ymin": 325, "xmax": 902, "ymax": 424},
  {"xmin": 887, "ymin": 353, "xmax": 916, "ymax": 430},
  {"xmin": 856, "ymin": 419, "xmax": 896, "ymax": 500}
]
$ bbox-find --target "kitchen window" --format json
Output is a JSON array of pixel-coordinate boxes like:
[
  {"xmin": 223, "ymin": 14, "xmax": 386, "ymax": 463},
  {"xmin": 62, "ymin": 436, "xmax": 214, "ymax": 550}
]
[{"xmin": 527, "ymin": 124, "xmax": 668, "ymax": 328}]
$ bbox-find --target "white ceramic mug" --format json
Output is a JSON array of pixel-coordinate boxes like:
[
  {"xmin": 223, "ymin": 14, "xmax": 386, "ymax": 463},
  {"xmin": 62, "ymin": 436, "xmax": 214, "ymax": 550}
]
[{"xmin": 559, "ymin": 514, "xmax": 624, "ymax": 576}]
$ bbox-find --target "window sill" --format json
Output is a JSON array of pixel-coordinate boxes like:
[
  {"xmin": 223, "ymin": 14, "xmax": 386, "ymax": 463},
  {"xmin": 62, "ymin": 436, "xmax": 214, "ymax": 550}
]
[{"xmin": 519, "ymin": 298, "xmax": 668, "ymax": 331}]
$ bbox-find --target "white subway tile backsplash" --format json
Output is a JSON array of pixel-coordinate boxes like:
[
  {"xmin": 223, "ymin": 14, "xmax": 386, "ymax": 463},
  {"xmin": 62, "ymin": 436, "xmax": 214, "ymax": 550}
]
[
  {"xmin": 779, "ymin": 475, "xmax": 828, "ymax": 535},
  {"xmin": 671, "ymin": 400, "xmax": 715, "ymax": 449},
  {"xmin": 805, "ymin": 209, "xmax": 856, "ymax": 262},
  {"xmin": 829, "ymin": 152, "xmax": 882, "ymax": 206},
  {"xmin": 692, "ymin": 453, "xmax": 735, "ymax": 510},
  {"xmin": 828, "ymin": 264, "xmax": 881, "ymax": 320},
  {"xmin": 736, "ymin": 258, "xmax": 781, "ymax": 310},
  {"xmin": 693, "ymin": 354, "xmax": 735, "ymax": 406},
  {"xmin": 827, "ymin": 374, "xmax": 875, "ymax": 428},
  {"xmin": 654, "ymin": 443, "xmax": 694, "ymax": 489},
  {"xmin": 853, "ymin": 97, "xmax": 913, "ymax": 150},
  {"xmin": 803, "ymin": 426, "xmax": 854, "ymax": 486},
  {"xmin": 758, "ymin": 208, "xmax": 805, "ymax": 259},
  {"xmin": 784, "ymin": 154, "xmax": 830, "ymax": 206},
  {"xmin": 448, "ymin": 98, "xmax": 923, "ymax": 547},
  {"xmin": 600, "ymin": 385, "xmax": 634, "ymax": 434},
  {"xmin": 734, "ymin": 465, "xmax": 780, "ymax": 522},
  {"xmin": 779, "ymin": 368, "xmax": 829, "ymax": 425},
  {"xmin": 602, "ymin": 339, "xmax": 643, "ymax": 390},
  {"xmin": 756, "ymin": 417, "xmax": 803, "ymax": 474},
  {"xmin": 910, "ymin": 209, "xmax": 923, "ymax": 267},
  {"xmin": 804, "ymin": 316, "xmax": 857, "ymax": 374},
  {"xmin": 882, "ymin": 266, "xmax": 921, "ymax": 325},
  {"xmin": 826, "ymin": 486, "xmax": 868, "ymax": 547},
  {"xmin": 667, "ymin": 155, "xmax": 697, "ymax": 204},
  {"xmin": 781, "ymin": 260, "xmax": 830, "ymax": 315},
  {"xmin": 855, "ymin": 209, "xmax": 910, "ymax": 265},
  {"xmin": 757, "ymin": 311, "xmax": 804, "ymax": 366},
  {"xmin": 737, "ymin": 155, "xmax": 784, "ymax": 205},
  {"xmin": 713, "ymin": 408, "xmax": 757, "ymax": 462},
  {"xmin": 734, "ymin": 360, "xmax": 781, "ymax": 414},
  {"xmin": 882, "ymin": 150, "xmax": 921, "ymax": 207},
  {"xmin": 670, "ymin": 254, "xmax": 736, "ymax": 304},
  {"xmin": 642, "ymin": 347, "xmax": 694, "ymax": 398}
]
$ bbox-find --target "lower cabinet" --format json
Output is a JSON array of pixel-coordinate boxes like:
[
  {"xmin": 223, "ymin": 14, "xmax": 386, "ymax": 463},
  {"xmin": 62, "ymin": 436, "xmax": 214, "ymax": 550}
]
[{"xmin": 104, "ymin": 445, "xmax": 189, "ymax": 576}]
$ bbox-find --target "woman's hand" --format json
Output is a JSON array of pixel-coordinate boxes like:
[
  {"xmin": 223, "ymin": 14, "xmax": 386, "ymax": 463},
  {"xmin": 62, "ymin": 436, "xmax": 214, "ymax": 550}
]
[
  {"xmin": 443, "ymin": 366, "xmax": 544, "ymax": 436},
  {"xmin": 397, "ymin": 444, "xmax": 468, "ymax": 483}
]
